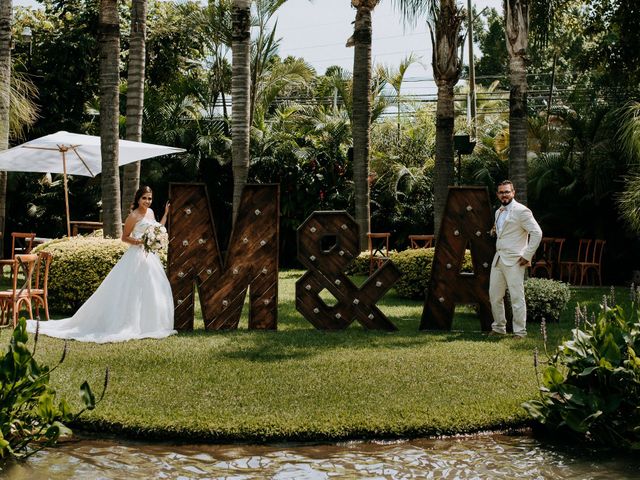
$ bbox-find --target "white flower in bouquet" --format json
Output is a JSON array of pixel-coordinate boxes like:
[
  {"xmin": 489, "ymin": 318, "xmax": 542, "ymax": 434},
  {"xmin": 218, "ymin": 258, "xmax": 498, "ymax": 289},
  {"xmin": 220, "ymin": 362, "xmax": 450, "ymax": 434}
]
[{"xmin": 141, "ymin": 224, "xmax": 168, "ymax": 255}]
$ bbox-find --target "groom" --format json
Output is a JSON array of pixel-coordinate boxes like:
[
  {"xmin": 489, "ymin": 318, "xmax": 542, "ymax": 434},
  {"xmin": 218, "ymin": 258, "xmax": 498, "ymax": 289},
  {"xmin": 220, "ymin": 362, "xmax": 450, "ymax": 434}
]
[{"xmin": 489, "ymin": 180, "xmax": 542, "ymax": 338}]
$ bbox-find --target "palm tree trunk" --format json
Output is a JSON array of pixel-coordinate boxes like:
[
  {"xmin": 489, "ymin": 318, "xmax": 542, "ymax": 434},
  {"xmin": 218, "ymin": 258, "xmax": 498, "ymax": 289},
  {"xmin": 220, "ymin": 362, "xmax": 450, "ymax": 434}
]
[
  {"xmin": 351, "ymin": 2, "xmax": 375, "ymax": 250},
  {"xmin": 99, "ymin": 0, "xmax": 122, "ymax": 238},
  {"xmin": 122, "ymin": 0, "xmax": 147, "ymax": 218},
  {"xmin": 434, "ymin": 80, "xmax": 455, "ymax": 236},
  {"xmin": 430, "ymin": 0, "xmax": 463, "ymax": 236},
  {"xmin": 231, "ymin": 0, "xmax": 251, "ymax": 221},
  {"xmin": 505, "ymin": 0, "xmax": 529, "ymax": 204},
  {"xmin": 0, "ymin": 0, "xmax": 10, "ymax": 252}
]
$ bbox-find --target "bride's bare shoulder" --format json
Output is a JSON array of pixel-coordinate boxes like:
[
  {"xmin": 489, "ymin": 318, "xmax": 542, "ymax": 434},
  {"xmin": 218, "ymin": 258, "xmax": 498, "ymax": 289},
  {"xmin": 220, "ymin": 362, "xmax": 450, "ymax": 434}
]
[{"xmin": 124, "ymin": 211, "xmax": 144, "ymax": 225}]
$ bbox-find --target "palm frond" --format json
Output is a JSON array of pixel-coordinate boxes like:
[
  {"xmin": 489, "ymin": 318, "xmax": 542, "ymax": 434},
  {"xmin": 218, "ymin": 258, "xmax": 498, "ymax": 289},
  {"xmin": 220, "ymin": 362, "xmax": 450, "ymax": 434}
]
[{"xmin": 616, "ymin": 101, "xmax": 640, "ymax": 163}]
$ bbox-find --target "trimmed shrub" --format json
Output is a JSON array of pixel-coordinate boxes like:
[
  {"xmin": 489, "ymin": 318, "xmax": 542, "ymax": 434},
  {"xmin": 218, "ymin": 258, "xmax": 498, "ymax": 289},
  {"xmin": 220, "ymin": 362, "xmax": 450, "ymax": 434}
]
[
  {"xmin": 524, "ymin": 277, "xmax": 571, "ymax": 323},
  {"xmin": 389, "ymin": 248, "xmax": 435, "ymax": 299},
  {"xmin": 36, "ymin": 237, "xmax": 129, "ymax": 313},
  {"xmin": 346, "ymin": 250, "xmax": 399, "ymax": 276},
  {"xmin": 389, "ymin": 248, "xmax": 473, "ymax": 300},
  {"xmin": 346, "ymin": 251, "xmax": 371, "ymax": 276}
]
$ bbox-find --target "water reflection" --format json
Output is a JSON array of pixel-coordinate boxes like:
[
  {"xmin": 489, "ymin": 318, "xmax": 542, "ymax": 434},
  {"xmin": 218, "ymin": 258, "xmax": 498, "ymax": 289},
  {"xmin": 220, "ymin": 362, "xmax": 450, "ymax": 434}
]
[{"xmin": 4, "ymin": 433, "xmax": 640, "ymax": 479}]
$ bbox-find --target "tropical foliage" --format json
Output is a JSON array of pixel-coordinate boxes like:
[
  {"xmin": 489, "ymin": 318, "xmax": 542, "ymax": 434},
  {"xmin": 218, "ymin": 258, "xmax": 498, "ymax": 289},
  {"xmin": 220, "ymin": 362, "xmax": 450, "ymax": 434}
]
[
  {"xmin": 523, "ymin": 293, "xmax": 640, "ymax": 450},
  {"xmin": 0, "ymin": 319, "xmax": 107, "ymax": 460}
]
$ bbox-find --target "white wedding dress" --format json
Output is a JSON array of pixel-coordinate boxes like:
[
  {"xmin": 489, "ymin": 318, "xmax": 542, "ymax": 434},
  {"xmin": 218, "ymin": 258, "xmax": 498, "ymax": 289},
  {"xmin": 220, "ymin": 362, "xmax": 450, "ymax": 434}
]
[{"xmin": 27, "ymin": 218, "xmax": 176, "ymax": 343}]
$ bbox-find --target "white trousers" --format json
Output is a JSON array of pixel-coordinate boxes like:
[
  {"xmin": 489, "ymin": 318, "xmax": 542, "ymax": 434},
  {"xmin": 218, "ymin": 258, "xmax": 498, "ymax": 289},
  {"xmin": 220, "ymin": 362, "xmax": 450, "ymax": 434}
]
[{"xmin": 489, "ymin": 257, "xmax": 527, "ymax": 336}]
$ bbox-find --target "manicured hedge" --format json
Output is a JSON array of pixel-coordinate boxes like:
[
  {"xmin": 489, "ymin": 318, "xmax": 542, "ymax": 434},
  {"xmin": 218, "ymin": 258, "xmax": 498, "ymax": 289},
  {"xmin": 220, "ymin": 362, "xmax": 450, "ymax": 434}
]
[{"xmin": 390, "ymin": 248, "xmax": 473, "ymax": 299}]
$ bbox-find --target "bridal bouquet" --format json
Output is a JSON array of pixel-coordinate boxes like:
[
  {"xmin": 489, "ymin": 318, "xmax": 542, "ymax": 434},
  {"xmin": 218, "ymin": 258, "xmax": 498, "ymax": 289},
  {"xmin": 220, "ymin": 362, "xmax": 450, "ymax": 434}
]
[{"xmin": 141, "ymin": 224, "xmax": 168, "ymax": 255}]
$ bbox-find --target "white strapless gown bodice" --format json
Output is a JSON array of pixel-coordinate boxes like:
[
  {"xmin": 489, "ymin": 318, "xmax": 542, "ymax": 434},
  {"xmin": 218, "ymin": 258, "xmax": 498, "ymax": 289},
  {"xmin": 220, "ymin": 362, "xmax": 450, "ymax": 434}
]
[{"xmin": 27, "ymin": 218, "xmax": 176, "ymax": 343}]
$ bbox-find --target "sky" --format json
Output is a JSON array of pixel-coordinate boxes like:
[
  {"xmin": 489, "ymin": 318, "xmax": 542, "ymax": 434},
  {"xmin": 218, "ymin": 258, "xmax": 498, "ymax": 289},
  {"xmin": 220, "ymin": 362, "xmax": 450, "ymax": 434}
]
[
  {"xmin": 13, "ymin": 0, "xmax": 504, "ymax": 95},
  {"xmin": 275, "ymin": 1, "xmax": 502, "ymax": 72},
  {"xmin": 274, "ymin": 0, "xmax": 503, "ymax": 96}
]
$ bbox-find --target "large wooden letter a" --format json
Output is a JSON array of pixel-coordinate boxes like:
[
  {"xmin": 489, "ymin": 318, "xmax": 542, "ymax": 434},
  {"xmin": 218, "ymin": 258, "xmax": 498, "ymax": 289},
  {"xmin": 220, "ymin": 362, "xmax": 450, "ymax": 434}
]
[
  {"xmin": 168, "ymin": 183, "xmax": 279, "ymax": 331},
  {"xmin": 420, "ymin": 187, "xmax": 496, "ymax": 331}
]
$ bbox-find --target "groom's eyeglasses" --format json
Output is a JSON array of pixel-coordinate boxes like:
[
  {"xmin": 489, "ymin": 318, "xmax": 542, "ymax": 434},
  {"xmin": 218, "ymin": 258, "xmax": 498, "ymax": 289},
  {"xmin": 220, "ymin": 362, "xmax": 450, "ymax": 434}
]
[{"xmin": 497, "ymin": 191, "xmax": 512, "ymax": 195}]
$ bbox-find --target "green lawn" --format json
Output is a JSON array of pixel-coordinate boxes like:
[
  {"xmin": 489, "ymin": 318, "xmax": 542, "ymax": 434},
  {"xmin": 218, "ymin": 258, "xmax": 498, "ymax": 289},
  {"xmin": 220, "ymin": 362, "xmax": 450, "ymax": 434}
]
[{"xmin": 10, "ymin": 271, "xmax": 623, "ymax": 442}]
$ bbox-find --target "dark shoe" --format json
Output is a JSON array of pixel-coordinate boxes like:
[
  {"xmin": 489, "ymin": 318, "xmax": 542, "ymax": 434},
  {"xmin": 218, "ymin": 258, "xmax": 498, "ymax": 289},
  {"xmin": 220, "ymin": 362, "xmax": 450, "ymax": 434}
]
[
  {"xmin": 512, "ymin": 334, "xmax": 526, "ymax": 340},
  {"xmin": 487, "ymin": 330, "xmax": 506, "ymax": 337}
]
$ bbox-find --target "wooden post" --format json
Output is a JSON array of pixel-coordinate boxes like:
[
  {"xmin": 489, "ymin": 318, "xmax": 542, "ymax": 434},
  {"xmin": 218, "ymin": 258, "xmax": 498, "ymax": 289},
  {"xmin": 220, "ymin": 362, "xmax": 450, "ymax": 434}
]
[{"xmin": 61, "ymin": 147, "xmax": 71, "ymax": 238}]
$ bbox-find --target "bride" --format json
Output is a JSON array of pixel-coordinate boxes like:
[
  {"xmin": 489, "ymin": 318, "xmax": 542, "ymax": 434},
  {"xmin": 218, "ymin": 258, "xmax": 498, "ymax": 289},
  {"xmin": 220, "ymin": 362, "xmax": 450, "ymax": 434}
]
[{"xmin": 27, "ymin": 186, "xmax": 176, "ymax": 343}]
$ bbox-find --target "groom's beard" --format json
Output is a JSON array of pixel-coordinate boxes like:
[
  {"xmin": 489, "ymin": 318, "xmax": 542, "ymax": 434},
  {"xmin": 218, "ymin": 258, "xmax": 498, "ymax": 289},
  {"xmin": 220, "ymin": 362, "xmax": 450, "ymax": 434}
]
[{"xmin": 501, "ymin": 198, "xmax": 513, "ymax": 206}]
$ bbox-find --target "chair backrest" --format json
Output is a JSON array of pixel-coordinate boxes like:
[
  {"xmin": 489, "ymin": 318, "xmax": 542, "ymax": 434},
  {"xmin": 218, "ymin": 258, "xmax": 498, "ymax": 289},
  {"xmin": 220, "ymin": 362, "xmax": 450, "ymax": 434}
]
[
  {"xmin": 590, "ymin": 239, "xmax": 606, "ymax": 265},
  {"xmin": 367, "ymin": 232, "xmax": 390, "ymax": 257},
  {"xmin": 9, "ymin": 253, "xmax": 38, "ymax": 296},
  {"xmin": 533, "ymin": 237, "xmax": 555, "ymax": 264},
  {"xmin": 576, "ymin": 238, "xmax": 592, "ymax": 263},
  {"xmin": 34, "ymin": 251, "xmax": 53, "ymax": 293},
  {"xmin": 409, "ymin": 234, "xmax": 434, "ymax": 249},
  {"xmin": 11, "ymin": 232, "xmax": 36, "ymax": 259},
  {"xmin": 553, "ymin": 238, "xmax": 565, "ymax": 263}
]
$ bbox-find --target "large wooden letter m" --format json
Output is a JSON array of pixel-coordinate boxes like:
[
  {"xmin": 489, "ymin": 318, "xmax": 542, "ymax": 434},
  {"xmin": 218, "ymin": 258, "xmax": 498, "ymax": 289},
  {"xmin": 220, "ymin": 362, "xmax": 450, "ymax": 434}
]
[{"xmin": 168, "ymin": 183, "xmax": 279, "ymax": 330}]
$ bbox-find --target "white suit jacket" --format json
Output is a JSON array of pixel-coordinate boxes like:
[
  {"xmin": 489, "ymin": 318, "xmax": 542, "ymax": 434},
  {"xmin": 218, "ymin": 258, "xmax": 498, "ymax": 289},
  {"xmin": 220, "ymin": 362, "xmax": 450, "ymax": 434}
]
[{"xmin": 493, "ymin": 199, "xmax": 542, "ymax": 267}]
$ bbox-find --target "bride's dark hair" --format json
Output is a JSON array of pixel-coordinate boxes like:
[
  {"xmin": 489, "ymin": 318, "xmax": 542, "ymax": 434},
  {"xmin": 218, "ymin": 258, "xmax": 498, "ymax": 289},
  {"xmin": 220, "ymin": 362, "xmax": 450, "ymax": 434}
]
[{"xmin": 131, "ymin": 185, "xmax": 153, "ymax": 211}]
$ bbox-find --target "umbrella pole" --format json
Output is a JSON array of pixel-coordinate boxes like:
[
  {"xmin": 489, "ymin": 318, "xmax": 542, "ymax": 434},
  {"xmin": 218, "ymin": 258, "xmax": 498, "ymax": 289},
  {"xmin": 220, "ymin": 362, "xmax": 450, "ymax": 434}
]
[{"xmin": 61, "ymin": 148, "xmax": 71, "ymax": 237}]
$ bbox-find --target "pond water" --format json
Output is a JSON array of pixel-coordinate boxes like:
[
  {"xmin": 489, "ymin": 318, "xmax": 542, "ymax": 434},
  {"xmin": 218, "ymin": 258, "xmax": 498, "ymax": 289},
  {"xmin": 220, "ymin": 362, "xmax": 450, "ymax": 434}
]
[{"xmin": 3, "ymin": 433, "xmax": 640, "ymax": 479}]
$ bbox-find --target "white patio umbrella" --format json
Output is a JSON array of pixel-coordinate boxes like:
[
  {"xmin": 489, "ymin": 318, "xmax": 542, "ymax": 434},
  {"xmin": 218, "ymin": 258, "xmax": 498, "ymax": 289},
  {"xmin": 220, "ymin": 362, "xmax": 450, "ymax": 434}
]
[{"xmin": 0, "ymin": 131, "xmax": 185, "ymax": 237}]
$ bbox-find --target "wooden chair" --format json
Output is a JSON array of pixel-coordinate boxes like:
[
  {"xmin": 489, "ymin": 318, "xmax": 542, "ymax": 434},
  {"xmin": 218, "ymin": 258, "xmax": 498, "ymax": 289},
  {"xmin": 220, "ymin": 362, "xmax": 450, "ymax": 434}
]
[
  {"xmin": 71, "ymin": 221, "xmax": 103, "ymax": 236},
  {"xmin": 531, "ymin": 237, "xmax": 565, "ymax": 279},
  {"xmin": 575, "ymin": 239, "xmax": 606, "ymax": 286},
  {"xmin": 367, "ymin": 232, "xmax": 391, "ymax": 275},
  {"xmin": 0, "ymin": 254, "xmax": 37, "ymax": 327},
  {"xmin": 0, "ymin": 232, "xmax": 36, "ymax": 277},
  {"xmin": 408, "ymin": 234, "xmax": 434, "ymax": 249},
  {"xmin": 559, "ymin": 239, "xmax": 591, "ymax": 284},
  {"xmin": 31, "ymin": 251, "xmax": 53, "ymax": 320}
]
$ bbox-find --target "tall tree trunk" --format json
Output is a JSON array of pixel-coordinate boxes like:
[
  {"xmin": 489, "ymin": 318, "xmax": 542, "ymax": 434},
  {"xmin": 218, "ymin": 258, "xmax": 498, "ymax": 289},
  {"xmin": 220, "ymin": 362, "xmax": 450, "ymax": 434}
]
[
  {"xmin": 231, "ymin": 0, "xmax": 251, "ymax": 221},
  {"xmin": 0, "ymin": 0, "xmax": 10, "ymax": 253},
  {"xmin": 351, "ymin": 2, "xmax": 376, "ymax": 250},
  {"xmin": 430, "ymin": 0, "xmax": 463, "ymax": 236},
  {"xmin": 99, "ymin": 0, "xmax": 122, "ymax": 238},
  {"xmin": 122, "ymin": 0, "xmax": 147, "ymax": 218},
  {"xmin": 505, "ymin": 0, "xmax": 529, "ymax": 204},
  {"xmin": 434, "ymin": 80, "xmax": 455, "ymax": 236}
]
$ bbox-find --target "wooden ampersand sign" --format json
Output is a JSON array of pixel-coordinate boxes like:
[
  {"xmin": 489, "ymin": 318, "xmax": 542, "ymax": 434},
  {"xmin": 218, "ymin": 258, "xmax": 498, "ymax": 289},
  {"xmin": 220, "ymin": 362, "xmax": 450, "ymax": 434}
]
[
  {"xmin": 295, "ymin": 211, "xmax": 400, "ymax": 330},
  {"xmin": 420, "ymin": 186, "xmax": 496, "ymax": 331},
  {"xmin": 168, "ymin": 183, "xmax": 279, "ymax": 331}
]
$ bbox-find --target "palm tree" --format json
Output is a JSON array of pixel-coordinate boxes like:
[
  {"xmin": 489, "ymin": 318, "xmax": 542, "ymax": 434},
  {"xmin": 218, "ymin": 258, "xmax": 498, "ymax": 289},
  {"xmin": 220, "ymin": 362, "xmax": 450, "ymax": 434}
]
[
  {"xmin": 504, "ymin": 0, "xmax": 528, "ymax": 204},
  {"xmin": 376, "ymin": 53, "xmax": 420, "ymax": 142},
  {"xmin": 612, "ymin": 102, "xmax": 640, "ymax": 234},
  {"xmin": 121, "ymin": 0, "xmax": 148, "ymax": 218},
  {"xmin": 395, "ymin": 0, "xmax": 464, "ymax": 237},
  {"xmin": 231, "ymin": 0, "xmax": 252, "ymax": 220},
  {"xmin": 430, "ymin": 1, "xmax": 463, "ymax": 237},
  {"xmin": 202, "ymin": 0, "xmax": 233, "ymax": 129},
  {"xmin": 349, "ymin": 0, "xmax": 380, "ymax": 250},
  {"xmin": 250, "ymin": 0, "xmax": 287, "ymax": 126},
  {"xmin": 99, "ymin": 0, "xmax": 122, "ymax": 238},
  {"xmin": 0, "ymin": 0, "xmax": 10, "ymax": 246},
  {"xmin": 252, "ymin": 57, "xmax": 314, "ymax": 127}
]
